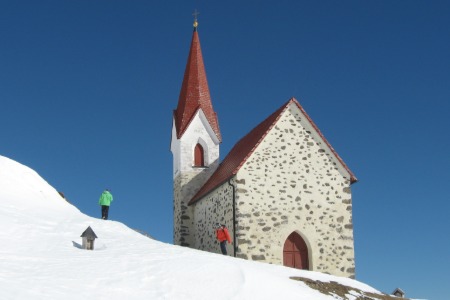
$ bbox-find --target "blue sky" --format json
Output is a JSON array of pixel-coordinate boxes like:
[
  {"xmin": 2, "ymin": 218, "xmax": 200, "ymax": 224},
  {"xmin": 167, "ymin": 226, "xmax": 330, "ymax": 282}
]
[{"xmin": 1, "ymin": 1, "xmax": 449, "ymax": 299}]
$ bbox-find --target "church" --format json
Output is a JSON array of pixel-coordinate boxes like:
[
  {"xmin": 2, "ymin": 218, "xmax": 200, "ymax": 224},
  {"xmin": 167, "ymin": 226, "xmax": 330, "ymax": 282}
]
[{"xmin": 171, "ymin": 19, "xmax": 357, "ymax": 278}]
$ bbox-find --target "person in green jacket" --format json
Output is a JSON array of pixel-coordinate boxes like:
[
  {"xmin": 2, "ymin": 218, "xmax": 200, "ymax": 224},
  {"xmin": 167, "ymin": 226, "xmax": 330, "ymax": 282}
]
[{"xmin": 99, "ymin": 189, "xmax": 113, "ymax": 220}]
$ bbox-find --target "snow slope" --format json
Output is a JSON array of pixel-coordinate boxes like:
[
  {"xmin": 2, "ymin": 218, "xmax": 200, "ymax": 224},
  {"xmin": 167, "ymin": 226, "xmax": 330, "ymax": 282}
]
[{"xmin": 0, "ymin": 155, "xmax": 383, "ymax": 300}]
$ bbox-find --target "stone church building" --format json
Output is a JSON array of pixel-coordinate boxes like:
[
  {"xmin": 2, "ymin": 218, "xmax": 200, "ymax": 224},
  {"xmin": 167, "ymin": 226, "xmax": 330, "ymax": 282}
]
[{"xmin": 171, "ymin": 21, "xmax": 357, "ymax": 278}]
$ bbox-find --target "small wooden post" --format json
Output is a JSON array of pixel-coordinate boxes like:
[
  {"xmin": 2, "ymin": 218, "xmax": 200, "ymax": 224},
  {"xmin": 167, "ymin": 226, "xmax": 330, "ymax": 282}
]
[{"xmin": 81, "ymin": 226, "xmax": 98, "ymax": 250}]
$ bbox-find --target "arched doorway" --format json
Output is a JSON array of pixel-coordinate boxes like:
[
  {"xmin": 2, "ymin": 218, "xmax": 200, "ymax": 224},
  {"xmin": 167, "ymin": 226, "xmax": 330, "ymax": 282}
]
[{"xmin": 283, "ymin": 232, "xmax": 309, "ymax": 270}]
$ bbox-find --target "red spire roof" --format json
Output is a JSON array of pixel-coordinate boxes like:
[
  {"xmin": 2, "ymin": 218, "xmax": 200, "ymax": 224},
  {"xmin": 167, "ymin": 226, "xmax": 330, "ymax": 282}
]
[
  {"xmin": 174, "ymin": 28, "xmax": 221, "ymax": 142},
  {"xmin": 188, "ymin": 98, "xmax": 357, "ymax": 205}
]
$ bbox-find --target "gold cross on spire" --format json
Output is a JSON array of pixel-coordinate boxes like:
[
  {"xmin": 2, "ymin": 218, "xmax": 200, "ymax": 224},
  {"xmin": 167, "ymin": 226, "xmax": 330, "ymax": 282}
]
[{"xmin": 193, "ymin": 9, "xmax": 199, "ymax": 28}]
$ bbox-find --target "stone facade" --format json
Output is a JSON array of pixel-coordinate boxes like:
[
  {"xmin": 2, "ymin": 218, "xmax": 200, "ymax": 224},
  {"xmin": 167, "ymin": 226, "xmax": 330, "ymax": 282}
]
[
  {"xmin": 189, "ymin": 103, "xmax": 355, "ymax": 278},
  {"xmin": 192, "ymin": 183, "xmax": 234, "ymax": 255}
]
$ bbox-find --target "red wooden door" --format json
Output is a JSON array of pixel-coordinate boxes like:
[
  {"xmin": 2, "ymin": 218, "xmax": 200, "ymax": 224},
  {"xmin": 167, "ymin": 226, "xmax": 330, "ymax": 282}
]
[{"xmin": 283, "ymin": 232, "xmax": 309, "ymax": 269}]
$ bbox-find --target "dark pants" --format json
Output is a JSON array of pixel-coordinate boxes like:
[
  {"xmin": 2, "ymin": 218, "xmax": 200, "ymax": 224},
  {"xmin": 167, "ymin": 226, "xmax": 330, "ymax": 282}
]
[
  {"xmin": 220, "ymin": 240, "xmax": 227, "ymax": 255},
  {"xmin": 101, "ymin": 205, "xmax": 109, "ymax": 220}
]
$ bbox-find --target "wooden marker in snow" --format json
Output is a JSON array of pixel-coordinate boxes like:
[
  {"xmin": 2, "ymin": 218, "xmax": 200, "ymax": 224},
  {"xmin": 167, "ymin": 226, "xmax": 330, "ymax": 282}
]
[{"xmin": 81, "ymin": 226, "xmax": 97, "ymax": 250}]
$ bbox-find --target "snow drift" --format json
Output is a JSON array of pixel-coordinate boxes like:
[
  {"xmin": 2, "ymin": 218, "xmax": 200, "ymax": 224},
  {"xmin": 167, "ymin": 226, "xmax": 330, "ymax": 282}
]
[{"xmin": 0, "ymin": 155, "xmax": 390, "ymax": 299}]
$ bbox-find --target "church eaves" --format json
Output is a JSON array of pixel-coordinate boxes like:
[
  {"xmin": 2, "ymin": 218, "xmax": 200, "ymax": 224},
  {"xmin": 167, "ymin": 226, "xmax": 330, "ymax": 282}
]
[
  {"xmin": 188, "ymin": 97, "xmax": 357, "ymax": 205},
  {"xmin": 174, "ymin": 27, "xmax": 221, "ymax": 142}
]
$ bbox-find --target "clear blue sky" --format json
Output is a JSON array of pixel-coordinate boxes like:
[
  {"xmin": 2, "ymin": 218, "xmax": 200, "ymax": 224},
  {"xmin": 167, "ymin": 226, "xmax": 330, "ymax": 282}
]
[{"xmin": 1, "ymin": 1, "xmax": 449, "ymax": 299}]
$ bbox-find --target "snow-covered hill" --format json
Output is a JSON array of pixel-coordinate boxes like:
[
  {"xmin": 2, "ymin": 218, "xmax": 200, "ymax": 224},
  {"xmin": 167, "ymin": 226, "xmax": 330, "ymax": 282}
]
[{"xmin": 0, "ymin": 155, "xmax": 402, "ymax": 299}]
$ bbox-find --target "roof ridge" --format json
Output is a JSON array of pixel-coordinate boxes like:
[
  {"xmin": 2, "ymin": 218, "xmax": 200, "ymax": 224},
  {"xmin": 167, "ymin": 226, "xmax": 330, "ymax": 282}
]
[
  {"xmin": 290, "ymin": 99, "xmax": 357, "ymax": 183},
  {"xmin": 188, "ymin": 97, "xmax": 357, "ymax": 205}
]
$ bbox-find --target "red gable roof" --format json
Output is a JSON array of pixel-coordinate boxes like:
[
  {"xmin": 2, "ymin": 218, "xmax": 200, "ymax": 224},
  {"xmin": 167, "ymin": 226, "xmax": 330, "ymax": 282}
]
[
  {"xmin": 188, "ymin": 97, "xmax": 357, "ymax": 205},
  {"xmin": 174, "ymin": 29, "xmax": 221, "ymax": 142}
]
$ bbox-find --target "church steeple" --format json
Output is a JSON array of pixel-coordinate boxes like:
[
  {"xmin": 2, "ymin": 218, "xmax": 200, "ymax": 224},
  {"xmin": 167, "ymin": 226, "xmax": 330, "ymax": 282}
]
[
  {"xmin": 173, "ymin": 20, "xmax": 222, "ymax": 142},
  {"xmin": 171, "ymin": 18, "xmax": 222, "ymax": 247}
]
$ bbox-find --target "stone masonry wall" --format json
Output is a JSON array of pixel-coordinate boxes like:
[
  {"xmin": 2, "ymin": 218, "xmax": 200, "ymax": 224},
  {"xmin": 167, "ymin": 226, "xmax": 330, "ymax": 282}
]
[
  {"xmin": 174, "ymin": 170, "xmax": 217, "ymax": 247},
  {"xmin": 233, "ymin": 103, "xmax": 355, "ymax": 278},
  {"xmin": 192, "ymin": 183, "xmax": 234, "ymax": 256}
]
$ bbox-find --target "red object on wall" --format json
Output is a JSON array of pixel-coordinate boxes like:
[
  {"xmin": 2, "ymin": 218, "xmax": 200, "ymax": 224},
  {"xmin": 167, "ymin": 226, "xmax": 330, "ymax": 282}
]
[
  {"xmin": 194, "ymin": 144, "xmax": 205, "ymax": 167},
  {"xmin": 283, "ymin": 232, "xmax": 309, "ymax": 270}
]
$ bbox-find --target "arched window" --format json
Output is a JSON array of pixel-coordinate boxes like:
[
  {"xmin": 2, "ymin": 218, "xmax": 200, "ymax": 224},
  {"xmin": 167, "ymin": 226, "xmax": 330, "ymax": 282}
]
[
  {"xmin": 194, "ymin": 143, "xmax": 205, "ymax": 167},
  {"xmin": 283, "ymin": 232, "xmax": 309, "ymax": 270}
]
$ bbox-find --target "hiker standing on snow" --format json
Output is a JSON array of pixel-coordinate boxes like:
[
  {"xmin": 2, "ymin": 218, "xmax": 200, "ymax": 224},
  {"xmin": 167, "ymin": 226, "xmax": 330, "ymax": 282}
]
[
  {"xmin": 99, "ymin": 189, "xmax": 113, "ymax": 220},
  {"xmin": 215, "ymin": 223, "xmax": 231, "ymax": 255}
]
